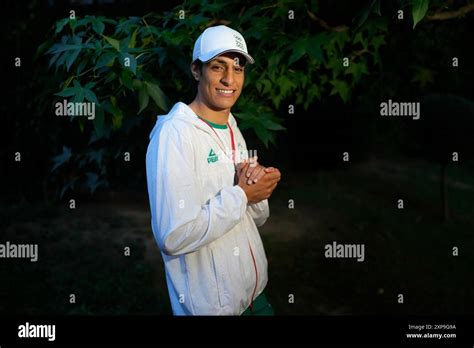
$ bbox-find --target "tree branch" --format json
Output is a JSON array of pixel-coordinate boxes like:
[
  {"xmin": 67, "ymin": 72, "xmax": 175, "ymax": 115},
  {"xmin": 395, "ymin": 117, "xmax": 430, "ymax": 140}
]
[
  {"xmin": 208, "ymin": 19, "xmax": 231, "ymax": 26},
  {"xmin": 352, "ymin": 48, "xmax": 369, "ymax": 58},
  {"xmin": 426, "ymin": 3, "xmax": 474, "ymax": 21},
  {"xmin": 307, "ymin": 9, "xmax": 349, "ymax": 32}
]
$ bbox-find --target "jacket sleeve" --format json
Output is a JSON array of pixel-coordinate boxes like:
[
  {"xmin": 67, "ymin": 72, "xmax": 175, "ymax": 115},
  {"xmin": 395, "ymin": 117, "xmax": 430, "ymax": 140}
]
[
  {"xmin": 146, "ymin": 122, "xmax": 248, "ymax": 256},
  {"xmin": 232, "ymin": 122, "xmax": 270, "ymax": 227},
  {"xmin": 247, "ymin": 200, "xmax": 270, "ymax": 227}
]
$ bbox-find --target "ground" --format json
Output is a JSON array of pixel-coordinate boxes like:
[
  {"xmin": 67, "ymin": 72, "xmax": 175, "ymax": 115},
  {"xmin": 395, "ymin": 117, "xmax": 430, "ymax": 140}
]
[{"xmin": 1, "ymin": 157, "xmax": 473, "ymax": 315}]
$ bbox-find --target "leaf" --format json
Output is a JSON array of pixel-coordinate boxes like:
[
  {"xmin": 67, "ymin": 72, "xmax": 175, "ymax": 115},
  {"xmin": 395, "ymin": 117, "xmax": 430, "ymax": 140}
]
[
  {"xmin": 353, "ymin": 32, "xmax": 368, "ymax": 50},
  {"xmin": 129, "ymin": 28, "xmax": 138, "ymax": 48},
  {"xmin": 112, "ymin": 111, "xmax": 123, "ymax": 130},
  {"xmin": 132, "ymin": 79, "xmax": 143, "ymax": 89},
  {"xmin": 51, "ymin": 146, "xmax": 72, "ymax": 172},
  {"xmin": 372, "ymin": 0, "xmax": 381, "ymax": 16},
  {"xmin": 253, "ymin": 125, "xmax": 275, "ymax": 148},
  {"xmin": 371, "ymin": 35, "xmax": 385, "ymax": 50},
  {"xmin": 261, "ymin": 116, "xmax": 285, "ymax": 131},
  {"xmin": 345, "ymin": 62, "xmax": 369, "ymax": 84},
  {"xmin": 411, "ymin": 66, "xmax": 434, "ymax": 88},
  {"xmin": 145, "ymin": 81, "xmax": 168, "ymax": 111},
  {"xmin": 47, "ymin": 43, "xmax": 82, "ymax": 55},
  {"xmin": 412, "ymin": 0, "xmax": 429, "ymax": 29},
  {"xmin": 48, "ymin": 52, "xmax": 61, "ymax": 68},
  {"xmin": 138, "ymin": 86, "xmax": 149, "ymax": 114},
  {"xmin": 333, "ymin": 31, "xmax": 349, "ymax": 51},
  {"xmin": 190, "ymin": 14, "xmax": 210, "ymax": 26},
  {"xmin": 55, "ymin": 87, "xmax": 77, "ymax": 97},
  {"xmin": 55, "ymin": 18, "xmax": 69, "ymax": 34},
  {"xmin": 103, "ymin": 18, "xmax": 117, "ymax": 25},
  {"xmin": 104, "ymin": 71, "xmax": 117, "ymax": 84},
  {"xmin": 307, "ymin": 33, "xmax": 327, "ymax": 63},
  {"xmin": 66, "ymin": 47, "xmax": 81, "ymax": 71},
  {"xmin": 60, "ymin": 178, "xmax": 78, "ymax": 199},
  {"xmin": 277, "ymin": 75, "xmax": 296, "ymax": 97},
  {"xmin": 76, "ymin": 58, "xmax": 88, "ymax": 75},
  {"xmin": 85, "ymin": 172, "xmax": 100, "ymax": 194},
  {"xmin": 35, "ymin": 39, "xmax": 52, "ymax": 60},
  {"xmin": 353, "ymin": 3, "xmax": 371, "ymax": 29},
  {"xmin": 103, "ymin": 35, "xmax": 120, "ymax": 51},
  {"xmin": 288, "ymin": 38, "xmax": 306, "ymax": 65},
  {"xmin": 261, "ymin": 79, "xmax": 272, "ymax": 94},
  {"xmin": 87, "ymin": 149, "xmax": 104, "ymax": 166},
  {"xmin": 96, "ymin": 51, "xmax": 116, "ymax": 68},
  {"xmin": 103, "ymin": 97, "xmax": 123, "ymax": 130},
  {"xmin": 71, "ymin": 80, "xmax": 85, "ymax": 103},
  {"xmin": 121, "ymin": 69, "xmax": 134, "ymax": 91},
  {"xmin": 84, "ymin": 88, "xmax": 99, "ymax": 104},
  {"xmin": 92, "ymin": 19, "xmax": 105, "ymax": 35},
  {"xmin": 61, "ymin": 75, "xmax": 75, "ymax": 90},
  {"xmin": 120, "ymin": 53, "xmax": 137, "ymax": 75},
  {"xmin": 330, "ymin": 80, "xmax": 351, "ymax": 103},
  {"xmin": 306, "ymin": 84, "xmax": 321, "ymax": 107}
]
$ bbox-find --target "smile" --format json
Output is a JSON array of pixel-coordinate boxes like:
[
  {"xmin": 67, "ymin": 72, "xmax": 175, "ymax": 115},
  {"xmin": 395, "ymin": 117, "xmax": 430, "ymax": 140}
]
[{"xmin": 216, "ymin": 88, "xmax": 235, "ymax": 96}]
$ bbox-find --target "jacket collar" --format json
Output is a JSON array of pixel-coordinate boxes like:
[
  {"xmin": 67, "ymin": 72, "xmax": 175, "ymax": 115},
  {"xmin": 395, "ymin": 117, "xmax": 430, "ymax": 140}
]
[{"xmin": 155, "ymin": 102, "xmax": 238, "ymax": 155}]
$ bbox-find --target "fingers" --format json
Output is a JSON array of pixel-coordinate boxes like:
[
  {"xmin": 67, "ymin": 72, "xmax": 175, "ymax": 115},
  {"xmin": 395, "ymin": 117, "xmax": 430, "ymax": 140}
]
[
  {"xmin": 261, "ymin": 170, "xmax": 281, "ymax": 182},
  {"xmin": 245, "ymin": 156, "xmax": 259, "ymax": 178},
  {"xmin": 248, "ymin": 165, "xmax": 265, "ymax": 184},
  {"xmin": 248, "ymin": 156, "xmax": 258, "ymax": 168},
  {"xmin": 237, "ymin": 161, "xmax": 249, "ymax": 177}
]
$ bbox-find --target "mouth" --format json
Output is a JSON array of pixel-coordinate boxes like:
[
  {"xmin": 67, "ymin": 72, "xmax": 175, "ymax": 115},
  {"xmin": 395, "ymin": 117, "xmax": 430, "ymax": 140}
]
[{"xmin": 216, "ymin": 88, "xmax": 236, "ymax": 97}]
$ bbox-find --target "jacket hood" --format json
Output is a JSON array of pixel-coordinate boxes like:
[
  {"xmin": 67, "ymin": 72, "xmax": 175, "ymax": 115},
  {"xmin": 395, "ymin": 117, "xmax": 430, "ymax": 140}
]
[{"xmin": 149, "ymin": 102, "xmax": 239, "ymax": 140}]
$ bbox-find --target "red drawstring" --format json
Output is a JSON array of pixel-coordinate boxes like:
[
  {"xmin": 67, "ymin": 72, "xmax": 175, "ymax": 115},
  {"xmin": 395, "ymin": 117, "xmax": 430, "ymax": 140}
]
[
  {"xmin": 198, "ymin": 116, "xmax": 257, "ymax": 314},
  {"xmin": 248, "ymin": 241, "xmax": 258, "ymax": 314},
  {"xmin": 196, "ymin": 116, "xmax": 236, "ymax": 165}
]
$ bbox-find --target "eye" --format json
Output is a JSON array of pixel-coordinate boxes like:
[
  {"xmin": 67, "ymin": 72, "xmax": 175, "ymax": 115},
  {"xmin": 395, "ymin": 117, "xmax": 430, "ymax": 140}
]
[
  {"xmin": 212, "ymin": 65, "xmax": 224, "ymax": 71},
  {"xmin": 234, "ymin": 67, "xmax": 244, "ymax": 73}
]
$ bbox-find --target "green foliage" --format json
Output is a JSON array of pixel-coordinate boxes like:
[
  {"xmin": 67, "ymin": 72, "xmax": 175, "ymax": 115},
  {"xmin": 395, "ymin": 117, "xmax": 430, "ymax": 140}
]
[
  {"xmin": 412, "ymin": 0, "xmax": 429, "ymax": 28},
  {"xmin": 42, "ymin": 0, "xmax": 394, "ymax": 195}
]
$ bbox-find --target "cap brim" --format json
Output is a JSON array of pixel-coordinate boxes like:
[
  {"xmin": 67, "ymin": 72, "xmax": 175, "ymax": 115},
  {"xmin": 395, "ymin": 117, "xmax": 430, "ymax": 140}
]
[{"xmin": 200, "ymin": 49, "xmax": 255, "ymax": 65}]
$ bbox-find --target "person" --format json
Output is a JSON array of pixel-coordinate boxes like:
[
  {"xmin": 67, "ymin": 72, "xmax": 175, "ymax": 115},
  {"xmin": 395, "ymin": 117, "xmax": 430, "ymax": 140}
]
[{"xmin": 146, "ymin": 25, "xmax": 281, "ymax": 315}]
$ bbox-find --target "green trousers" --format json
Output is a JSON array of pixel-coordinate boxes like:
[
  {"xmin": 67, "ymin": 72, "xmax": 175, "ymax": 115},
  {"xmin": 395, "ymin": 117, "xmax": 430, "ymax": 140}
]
[{"xmin": 241, "ymin": 292, "xmax": 275, "ymax": 316}]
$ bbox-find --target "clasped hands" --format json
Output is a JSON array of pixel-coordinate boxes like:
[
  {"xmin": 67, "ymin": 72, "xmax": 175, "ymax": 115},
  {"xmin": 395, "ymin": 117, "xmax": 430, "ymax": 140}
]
[{"xmin": 236, "ymin": 156, "xmax": 281, "ymax": 204}]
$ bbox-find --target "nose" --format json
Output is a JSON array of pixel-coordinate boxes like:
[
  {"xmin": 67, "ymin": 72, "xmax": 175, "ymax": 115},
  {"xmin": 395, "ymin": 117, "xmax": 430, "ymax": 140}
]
[{"xmin": 220, "ymin": 69, "xmax": 235, "ymax": 86}]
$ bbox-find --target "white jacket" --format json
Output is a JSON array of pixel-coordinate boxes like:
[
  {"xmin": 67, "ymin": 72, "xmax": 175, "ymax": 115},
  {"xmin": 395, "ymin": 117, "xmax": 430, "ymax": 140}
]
[{"xmin": 146, "ymin": 102, "xmax": 270, "ymax": 315}]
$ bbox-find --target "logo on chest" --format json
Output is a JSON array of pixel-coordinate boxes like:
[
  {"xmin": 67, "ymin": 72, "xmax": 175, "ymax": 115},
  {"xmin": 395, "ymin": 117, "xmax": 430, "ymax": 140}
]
[{"xmin": 207, "ymin": 148, "xmax": 219, "ymax": 163}]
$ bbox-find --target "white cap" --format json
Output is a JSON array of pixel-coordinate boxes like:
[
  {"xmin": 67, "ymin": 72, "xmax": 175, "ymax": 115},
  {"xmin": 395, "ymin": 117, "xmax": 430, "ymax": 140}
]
[{"xmin": 192, "ymin": 25, "xmax": 255, "ymax": 65}]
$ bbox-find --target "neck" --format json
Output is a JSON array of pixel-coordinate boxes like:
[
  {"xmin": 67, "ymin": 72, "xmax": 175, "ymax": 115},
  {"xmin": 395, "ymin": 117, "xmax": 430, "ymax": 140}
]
[{"xmin": 188, "ymin": 97, "xmax": 230, "ymax": 126}]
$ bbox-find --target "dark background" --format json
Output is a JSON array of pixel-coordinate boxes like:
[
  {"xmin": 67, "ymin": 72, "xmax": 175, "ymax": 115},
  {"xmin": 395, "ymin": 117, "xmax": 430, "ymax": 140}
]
[{"xmin": 1, "ymin": 0, "xmax": 473, "ymax": 317}]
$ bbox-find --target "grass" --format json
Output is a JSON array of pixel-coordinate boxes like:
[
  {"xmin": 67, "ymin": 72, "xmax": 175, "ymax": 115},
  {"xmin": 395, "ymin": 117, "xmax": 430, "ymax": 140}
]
[
  {"xmin": 262, "ymin": 157, "xmax": 474, "ymax": 315},
  {"xmin": 0, "ymin": 157, "xmax": 472, "ymax": 315}
]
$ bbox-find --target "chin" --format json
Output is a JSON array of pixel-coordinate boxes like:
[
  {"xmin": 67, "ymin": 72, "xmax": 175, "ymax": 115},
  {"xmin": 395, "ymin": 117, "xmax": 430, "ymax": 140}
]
[{"xmin": 212, "ymin": 99, "xmax": 237, "ymax": 110}]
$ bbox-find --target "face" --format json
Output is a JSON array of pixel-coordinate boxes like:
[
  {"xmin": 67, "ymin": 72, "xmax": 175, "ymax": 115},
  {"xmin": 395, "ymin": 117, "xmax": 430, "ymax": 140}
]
[{"xmin": 193, "ymin": 52, "xmax": 246, "ymax": 111}]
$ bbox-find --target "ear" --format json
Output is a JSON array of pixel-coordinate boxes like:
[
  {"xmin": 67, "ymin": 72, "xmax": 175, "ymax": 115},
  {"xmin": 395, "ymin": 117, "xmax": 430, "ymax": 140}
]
[{"xmin": 190, "ymin": 62, "xmax": 200, "ymax": 81}]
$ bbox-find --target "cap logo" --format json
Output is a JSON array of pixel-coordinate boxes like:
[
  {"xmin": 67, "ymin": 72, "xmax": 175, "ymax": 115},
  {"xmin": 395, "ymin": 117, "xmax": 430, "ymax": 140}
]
[{"xmin": 233, "ymin": 34, "xmax": 244, "ymax": 50}]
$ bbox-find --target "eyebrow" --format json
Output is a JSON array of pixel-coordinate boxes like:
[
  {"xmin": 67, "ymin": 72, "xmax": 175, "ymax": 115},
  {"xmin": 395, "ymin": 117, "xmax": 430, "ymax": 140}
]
[{"xmin": 211, "ymin": 59, "xmax": 245, "ymax": 67}]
